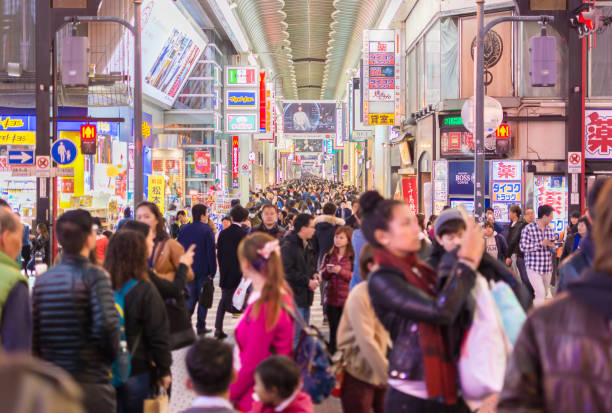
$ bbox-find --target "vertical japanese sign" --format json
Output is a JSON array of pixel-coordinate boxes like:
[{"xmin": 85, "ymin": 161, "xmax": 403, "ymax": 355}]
[
  {"xmin": 362, "ymin": 29, "xmax": 400, "ymax": 125},
  {"xmin": 148, "ymin": 175, "xmax": 165, "ymax": 214},
  {"xmin": 534, "ymin": 176, "xmax": 567, "ymax": 241},
  {"xmin": 585, "ymin": 109, "xmax": 612, "ymax": 159},
  {"xmin": 433, "ymin": 160, "xmax": 448, "ymax": 215},
  {"xmin": 260, "ymin": 71, "xmax": 266, "ymax": 133},
  {"xmin": 335, "ymin": 106, "xmax": 344, "ymax": 148},
  {"xmin": 402, "ymin": 175, "xmax": 418, "ymax": 215},
  {"xmin": 194, "ymin": 151, "xmax": 211, "ymax": 174},
  {"xmin": 232, "ymin": 136, "xmax": 239, "ymax": 178},
  {"xmin": 490, "ymin": 160, "xmax": 522, "ymax": 223}
]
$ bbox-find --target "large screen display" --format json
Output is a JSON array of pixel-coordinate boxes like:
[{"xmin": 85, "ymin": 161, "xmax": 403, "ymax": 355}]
[
  {"xmin": 141, "ymin": 0, "xmax": 206, "ymax": 106},
  {"xmin": 283, "ymin": 102, "xmax": 336, "ymax": 134},
  {"xmin": 294, "ymin": 138, "xmax": 324, "ymax": 153}
]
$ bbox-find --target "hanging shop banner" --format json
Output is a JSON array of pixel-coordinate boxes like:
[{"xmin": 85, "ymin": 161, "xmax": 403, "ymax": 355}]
[
  {"xmin": 490, "ymin": 160, "xmax": 523, "ymax": 223},
  {"xmin": 534, "ymin": 175, "xmax": 568, "ymax": 241},
  {"xmin": 362, "ymin": 29, "xmax": 401, "ymax": 126},
  {"xmin": 148, "ymin": 175, "xmax": 165, "ymax": 214},
  {"xmin": 335, "ymin": 107, "xmax": 344, "ymax": 149},
  {"xmin": 0, "ymin": 115, "xmax": 36, "ymax": 145},
  {"xmin": 232, "ymin": 136, "xmax": 239, "ymax": 178},
  {"xmin": 194, "ymin": 151, "xmax": 211, "ymax": 174},
  {"xmin": 282, "ymin": 101, "xmax": 336, "ymax": 135},
  {"xmin": 226, "ymin": 66, "xmax": 258, "ymax": 86},
  {"xmin": 141, "ymin": 0, "xmax": 205, "ymax": 106},
  {"xmin": 585, "ymin": 109, "xmax": 612, "ymax": 159},
  {"xmin": 226, "ymin": 114, "xmax": 258, "ymax": 133},
  {"xmin": 402, "ymin": 175, "xmax": 418, "ymax": 215},
  {"xmin": 225, "ymin": 90, "xmax": 258, "ymax": 110},
  {"xmin": 260, "ymin": 71, "xmax": 266, "ymax": 133}
]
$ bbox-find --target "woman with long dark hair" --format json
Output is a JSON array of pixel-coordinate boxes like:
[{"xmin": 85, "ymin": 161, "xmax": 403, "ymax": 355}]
[
  {"xmin": 104, "ymin": 230, "xmax": 172, "ymax": 413},
  {"xmin": 320, "ymin": 225, "xmax": 354, "ymax": 353},
  {"xmin": 229, "ymin": 233, "xmax": 295, "ymax": 412},
  {"xmin": 362, "ymin": 191, "xmax": 483, "ymax": 413},
  {"xmin": 135, "ymin": 201, "xmax": 194, "ymax": 283}
]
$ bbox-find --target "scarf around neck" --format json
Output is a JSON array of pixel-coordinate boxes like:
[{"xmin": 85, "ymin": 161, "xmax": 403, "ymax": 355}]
[{"xmin": 374, "ymin": 248, "xmax": 458, "ymax": 405}]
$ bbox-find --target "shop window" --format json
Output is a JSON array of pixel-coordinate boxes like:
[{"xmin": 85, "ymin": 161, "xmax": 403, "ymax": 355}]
[
  {"xmin": 589, "ymin": 23, "xmax": 612, "ymax": 97},
  {"xmin": 425, "ymin": 21, "xmax": 441, "ymax": 106},
  {"xmin": 519, "ymin": 22, "xmax": 568, "ymax": 98},
  {"xmin": 406, "ymin": 48, "xmax": 418, "ymax": 116},
  {"xmin": 417, "ymin": 40, "xmax": 425, "ymax": 109},
  {"xmin": 441, "ymin": 18, "xmax": 459, "ymax": 100}
]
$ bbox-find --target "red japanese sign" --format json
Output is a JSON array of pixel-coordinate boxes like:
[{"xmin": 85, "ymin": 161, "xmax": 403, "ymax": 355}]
[
  {"xmin": 115, "ymin": 177, "xmax": 126, "ymax": 198},
  {"xmin": 534, "ymin": 176, "xmax": 568, "ymax": 240},
  {"xmin": 259, "ymin": 71, "xmax": 266, "ymax": 132},
  {"xmin": 232, "ymin": 136, "xmax": 239, "ymax": 178},
  {"xmin": 369, "ymin": 53, "xmax": 394, "ymax": 65},
  {"xmin": 491, "ymin": 160, "xmax": 522, "ymax": 181},
  {"xmin": 369, "ymin": 78, "xmax": 395, "ymax": 89},
  {"xmin": 585, "ymin": 109, "xmax": 612, "ymax": 159},
  {"xmin": 401, "ymin": 175, "xmax": 418, "ymax": 215},
  {"xmin": 152, "ymin": 159, "xmax": 181, "ymax": 172},
  {"xmin": 194, "ymin": 151, "xmax": 211, "ymax": 174}
]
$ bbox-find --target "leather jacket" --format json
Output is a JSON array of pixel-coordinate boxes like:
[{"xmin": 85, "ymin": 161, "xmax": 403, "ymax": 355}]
[
  {"xmin": 499, "ymin": 269, "xmax": 612, "ymax": 413},
  {"xmin": 32, "ymin": 254, "xmax": 120, "ymax": 383},
  {"xmin": 556, "ymin": 234, "xmax": 594, "ymax": 295},
  {"xmin": 368, "ymin": 261, "xmax": 476, "ymax": 383}
]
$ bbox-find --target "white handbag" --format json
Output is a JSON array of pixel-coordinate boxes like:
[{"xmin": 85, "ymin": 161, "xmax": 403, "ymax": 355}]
[{"xmin": 458, "ymin": 274, "xmax": 510, "ymax": 408}]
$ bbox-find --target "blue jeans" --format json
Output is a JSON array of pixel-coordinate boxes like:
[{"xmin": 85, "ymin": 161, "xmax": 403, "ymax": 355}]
[
  {"xmin": 294, "ymin": 306, "xmax": 311, "ymax": 348},
  {"xmin": 186, "ymin": 276, "xmax": 209, "ymax": 333},
  {"xmin": 116, "ymin": 372, "xmax": 150, "ymax": 413}
]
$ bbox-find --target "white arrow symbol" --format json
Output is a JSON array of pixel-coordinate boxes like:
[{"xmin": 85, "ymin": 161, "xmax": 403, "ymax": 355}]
[{"xmin": 9, "ymin": 152, "xmax": 32, "ymax": 164}]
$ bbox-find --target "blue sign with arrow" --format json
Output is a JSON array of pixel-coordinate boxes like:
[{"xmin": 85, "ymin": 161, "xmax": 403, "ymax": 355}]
[
  {"xmin": 8, "ymin": 150, "xmax": 34, "ymax": 165},
  {"xmin": 51, "ymin": 139, "xmax": 78, "ymax": 165}
]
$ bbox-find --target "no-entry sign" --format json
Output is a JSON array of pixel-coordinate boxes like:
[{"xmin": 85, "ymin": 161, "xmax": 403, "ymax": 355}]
[{"xmin": 568, "ymin": 151, "xmax": 582, "ymax": 174}]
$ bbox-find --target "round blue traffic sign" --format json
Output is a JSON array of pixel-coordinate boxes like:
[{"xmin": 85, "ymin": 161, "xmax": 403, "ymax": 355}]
[{"xmin": 51, "ymin": 139, "xmax": 78, "ymax": 165}]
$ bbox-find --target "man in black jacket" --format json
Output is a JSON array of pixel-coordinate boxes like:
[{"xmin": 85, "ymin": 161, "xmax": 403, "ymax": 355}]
[
  {"xmin": 215, "ymin": 205, "xmax": 248, "ymax": 340},
  {"xmin": 281, "ymin": 214, "xmax": 318, "ymax": 345},
  {"xmin": 506, "ymin": 205, "xmax": 533, "ymax": 298},
  {"xmin": 32, "ymin": 209, "xmax": 120, "ymax": 413},
  {"xmin": 252, "ymin": 204, "xmax": 286, "ymax": 239}
]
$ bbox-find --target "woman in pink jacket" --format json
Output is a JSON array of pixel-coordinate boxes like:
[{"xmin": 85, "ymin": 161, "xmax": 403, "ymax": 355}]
[
  {"xmin": 321, "ymin": 226, "xmax": 354, "ymax": 354},
  {"xmin": 230, "ymin": 233, "xmax": 295, "ymax": 412}
]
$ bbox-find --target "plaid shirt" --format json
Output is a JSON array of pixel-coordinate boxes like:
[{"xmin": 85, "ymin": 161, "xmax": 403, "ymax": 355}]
[{"xmin": 520, "ymin": 221, "xmax": 556, "ymax": 274}]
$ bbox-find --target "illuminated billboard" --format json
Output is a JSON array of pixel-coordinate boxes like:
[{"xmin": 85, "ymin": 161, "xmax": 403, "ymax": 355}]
[
  {"xmin": 283, "ymin": 101, "xmax": 336, "ymax": 134},
  {"xmin": 141, "ymin": 0, "xmax": 206, "ymax": 106}
]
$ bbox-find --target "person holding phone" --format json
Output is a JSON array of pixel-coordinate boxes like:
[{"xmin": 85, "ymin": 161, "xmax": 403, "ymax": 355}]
[
  {"xmin": 519, "ymin": 205, "xmax": 557, "ymax": 306},
  {"xmin": 320, "ymin": 226, "xmax": 354, "ymax": 354}
]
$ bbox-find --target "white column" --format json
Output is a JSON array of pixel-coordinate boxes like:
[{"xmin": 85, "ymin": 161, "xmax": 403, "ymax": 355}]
[{"xmin": 374, "ymin": 125, "xmax": 391, "ymax": 197}]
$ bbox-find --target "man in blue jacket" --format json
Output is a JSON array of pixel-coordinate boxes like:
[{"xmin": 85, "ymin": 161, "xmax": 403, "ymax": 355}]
[{"xmin": 178, "ymin": 204, "xmax": 217, "ymax": 335}]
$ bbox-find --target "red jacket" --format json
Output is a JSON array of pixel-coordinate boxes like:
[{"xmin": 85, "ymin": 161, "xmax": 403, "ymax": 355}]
[
  {"xmin": 321, "ymin": 250, "xmax": 353, "ymax": 307},
  {"xmin": 250, "ymin": 391, "xmax": 314, "ymax": 413}
]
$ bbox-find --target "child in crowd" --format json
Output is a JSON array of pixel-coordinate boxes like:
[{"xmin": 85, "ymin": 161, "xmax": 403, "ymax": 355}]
[
  {"xmin": 183, "ymin": 338, "xmax": 237, "ymax": 413},
  {"xmin": 251, "ymin": 356, "xmax": 314, "ymax": 413}
]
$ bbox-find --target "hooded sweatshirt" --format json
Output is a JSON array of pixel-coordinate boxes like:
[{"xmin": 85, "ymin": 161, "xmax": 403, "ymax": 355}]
[{"xmin": 251, "ymin": 391, "xmax": 314, "ymax": 413}]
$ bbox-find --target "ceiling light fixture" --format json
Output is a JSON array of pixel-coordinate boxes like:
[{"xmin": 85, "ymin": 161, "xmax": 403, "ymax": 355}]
[{"xmin": 212, "ymin": 0, "xmax": 249, "ymax": 53}]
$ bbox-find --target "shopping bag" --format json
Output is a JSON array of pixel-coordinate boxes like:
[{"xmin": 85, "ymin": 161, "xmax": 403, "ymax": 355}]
[
  {"xmin": 458, "ymin": 275, "xmax": 509, "ymax": 403},
  {"xmin": 490, "ymin": 280, "xmax": 526, "ymax": 347},
  {"xmin": 232, "ymin": 277, "xmax": 252, "ymax": 313},
  {"xmin": 143, "ymin": 388, "xmax": 169, "ymax": 413}
]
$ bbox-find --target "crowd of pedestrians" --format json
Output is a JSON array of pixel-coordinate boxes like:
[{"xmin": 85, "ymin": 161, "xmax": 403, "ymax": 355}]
[{"xmin": 1, "ymin": 175, "xmax": 612, "ymax": 413}]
